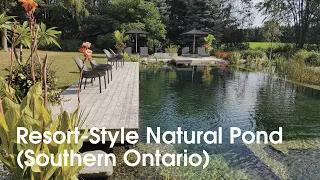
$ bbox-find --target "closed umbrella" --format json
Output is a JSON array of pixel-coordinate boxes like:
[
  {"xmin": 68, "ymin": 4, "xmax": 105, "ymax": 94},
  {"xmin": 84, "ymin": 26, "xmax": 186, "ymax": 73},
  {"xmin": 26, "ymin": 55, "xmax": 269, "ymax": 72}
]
[
  {"xmin": 125, "ymin": 29, "xmax": 149, "ymax": 53},
  {"xmin": 181, "ymin": 28, "xmax": 209, "ymax": 55}
]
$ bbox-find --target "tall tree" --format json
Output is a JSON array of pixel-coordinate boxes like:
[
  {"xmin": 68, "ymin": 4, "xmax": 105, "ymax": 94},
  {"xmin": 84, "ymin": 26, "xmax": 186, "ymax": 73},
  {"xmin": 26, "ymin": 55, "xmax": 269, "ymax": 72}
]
[
  {"xmin": 220, "ymin": 0, "xmax": 254, "ymax": 44},
  {"xmin": 166, "ymin": 0, "xmax": 188, "ymax": 42},
  {"xmin": 263, "ymin": 20, "xmax": 282, "ymax": 58},
  {"xmin": 185, "ymin": 0, "xmax": 221, "ymax": 32},
  {"xmin": 148, "ymin": 0, "xmax": 171, "ymax": 26},
  {"xmin": 257, "ymin": 0, "xmax": 320, "ymax": 48}
]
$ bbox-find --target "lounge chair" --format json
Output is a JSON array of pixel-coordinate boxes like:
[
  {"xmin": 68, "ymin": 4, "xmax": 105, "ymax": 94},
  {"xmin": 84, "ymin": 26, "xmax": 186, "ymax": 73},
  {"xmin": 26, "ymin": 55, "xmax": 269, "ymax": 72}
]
[
  {"xmin": 90, "ymin": 60, "xmax": 113, "ymax": 84},
  {"xmin": 103, "ymin": 49, "xmax": 121, "ymax": 70},
  {"xmin": 182, "ymin": 47, "xmax": 191, "ymax": 57},
  {"xmin": 109, "ymin": 48, "xmax": 124, "ymax": 66},
  {"xmin": 72, "ymin": 57, "xmax": 107, "ymax": 93},
  {"xmin": 198, "ymin": 47, "xmax": 210, "ymax": 57},
  {"xmin": 155, "ymin": 47, "xmax": 162, "ymax": 53},
  {"xmin": 140, "ymin": 47, "xmax": 149, "ymax": 58},
  {"xmin": 124, "ymin": 47, "xmax": 132, "ymax": 55}
]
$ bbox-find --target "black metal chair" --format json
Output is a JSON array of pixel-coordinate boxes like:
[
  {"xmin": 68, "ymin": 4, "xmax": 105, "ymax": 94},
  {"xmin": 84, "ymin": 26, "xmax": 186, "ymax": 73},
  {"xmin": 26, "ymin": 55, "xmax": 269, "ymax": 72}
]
[
  {"xmin": 90, "ymin": 60, "xmax": 113, "ymax": 84},
  {"xmin": 103, "ymin": 49, "xmax": 122, "ymax": 70},
  {"xmin": 72, "ymin": 57, "xmax": 107, "ymax": 93},
  {"xmin": 109, "ymin": 48, "xmax": 124, "ymax": 66}
]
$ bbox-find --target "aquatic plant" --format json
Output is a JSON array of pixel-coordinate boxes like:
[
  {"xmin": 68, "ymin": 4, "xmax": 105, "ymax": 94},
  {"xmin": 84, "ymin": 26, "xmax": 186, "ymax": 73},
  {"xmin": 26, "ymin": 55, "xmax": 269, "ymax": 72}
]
[
  {"xmin": 228, "ymin": 52, "xmax": 241, "ymax": 65},
  {"xmin": 248, "ymin": 143, "xmax": 289, "ymax": 180}
]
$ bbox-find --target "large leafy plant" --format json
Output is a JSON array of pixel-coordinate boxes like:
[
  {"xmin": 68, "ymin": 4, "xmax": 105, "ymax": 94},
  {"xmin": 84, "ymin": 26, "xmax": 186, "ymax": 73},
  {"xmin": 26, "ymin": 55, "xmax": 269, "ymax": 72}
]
[
  {"xmin": 0, "ymin": 1, "xmax": 88, "ymax": 179},
  {"xmin": 203, "ymin": 34, "xmax": 215, "ymax": 53},
  {"xmin": 114, "ymin": 30, "xmax": 128, "ymax": 52},
  {"xmin": 0, "ymin": 13, "xmax": 16, "ymax": 52},
  {"xmin": 0, "ymin": 83, "xmax": 88, "ymax": 179}
]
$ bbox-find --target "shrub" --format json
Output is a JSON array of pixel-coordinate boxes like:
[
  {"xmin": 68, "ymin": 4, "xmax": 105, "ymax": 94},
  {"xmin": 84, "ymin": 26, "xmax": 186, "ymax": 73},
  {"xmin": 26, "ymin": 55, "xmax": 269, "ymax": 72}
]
[
  {"xmin": 228, "ymin": 52, "xmax": 241, "ymax": 64},
  {"xmin": 6, "ymin": 63, "xmax": 61, "ymax": 104},
  {"xmin": 262, "ymin": 58, "xmax": 272, "ymax": 67},
  {"xmin": 165, "ymin": 44, "xmax": 180, "ymax": 57},
  {"xmin": 39, "ymin": 39, "xmax": 83, "ymax": 52},
  {"xmin": 96, "ymin": 34, "xmax": 116, "ymax": 51},
  {"xmin": 246, "ymin": 55, "xmax": 254, "ymax": 65},
  {"xmin": 306, "ymin": 52, "xmax": 320, "ymax": 66},
  {"xmin": 293, "ymin": 49, "xmax": 310, "ymax": 62},
  {"xmin": 267, "ymin": 44, "xmax": 297, "ymax": 59},
  {"xmin": 124, "ymin": 53, "xmax": 141, "ymax": 62},
  {"xmin": 222, "ymin": 42, "xmax": 249, "ymax": 52},
  {"xmin": 215, "ymin": 51, "xmax": 230, "ymax": 60},
  {"xmin": 275, "ymin": 56, "xmax": 288, "ymax": 75},
  {"xmin": 287, "ymin": 59, "xmax": 320, "ymax": 85},
  {"xmin": 0, "ymin": 83, "xmax": 88, "ymax": 179},
  {"xmin": 292, "ymin": 50, "xmax": 320, "ymax": 66},
  {"xmin": 241, "ymin": 50, "xmax": 265, "ymax": 60}
]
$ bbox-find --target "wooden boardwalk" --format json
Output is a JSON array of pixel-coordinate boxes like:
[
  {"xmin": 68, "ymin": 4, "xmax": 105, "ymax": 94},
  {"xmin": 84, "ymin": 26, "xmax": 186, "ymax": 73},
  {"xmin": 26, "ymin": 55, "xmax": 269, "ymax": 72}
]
[{"xmin": 53, "ymin": 62, "xmax": 139, "ymax": 131}]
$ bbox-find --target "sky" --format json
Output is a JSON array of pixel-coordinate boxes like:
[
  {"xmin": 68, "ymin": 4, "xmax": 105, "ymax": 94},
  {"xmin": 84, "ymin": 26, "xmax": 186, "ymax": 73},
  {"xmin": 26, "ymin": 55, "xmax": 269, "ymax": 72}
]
[{"xmin": 252, "ymin": 0, "xmax": 265, "ymax": 27}]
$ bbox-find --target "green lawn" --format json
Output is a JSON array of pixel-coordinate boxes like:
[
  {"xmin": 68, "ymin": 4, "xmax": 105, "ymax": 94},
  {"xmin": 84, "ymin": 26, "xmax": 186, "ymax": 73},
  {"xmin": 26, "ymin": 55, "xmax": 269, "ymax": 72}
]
[
  {"xmin": 0, "ymin": 50, "xmax": 106, "ymax": 90},
  {"xmin": 248, "ymin": 42, "xmax": 289, "ymax": 49}
]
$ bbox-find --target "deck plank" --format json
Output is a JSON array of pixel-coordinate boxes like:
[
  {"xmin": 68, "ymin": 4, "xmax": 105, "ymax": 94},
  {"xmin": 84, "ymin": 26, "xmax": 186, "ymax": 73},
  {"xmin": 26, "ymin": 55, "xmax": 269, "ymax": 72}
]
[{"xmin": 52, "ymin": 62, "xmax": 139, "ymax": 131}]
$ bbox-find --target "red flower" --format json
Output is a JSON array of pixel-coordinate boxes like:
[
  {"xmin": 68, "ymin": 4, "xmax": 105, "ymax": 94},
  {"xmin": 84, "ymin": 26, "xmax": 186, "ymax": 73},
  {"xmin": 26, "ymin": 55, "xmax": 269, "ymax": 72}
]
[
  {"xmin": 120, "ymin": 42, "xmax": 126, "ymax": 48},
  {"xmin": 202, "ymin": 44, "xmax": 211, "ymax": 49},
  {"xmin": 215, "ymin": 52, "xmax": 230, "ymax": 60}
]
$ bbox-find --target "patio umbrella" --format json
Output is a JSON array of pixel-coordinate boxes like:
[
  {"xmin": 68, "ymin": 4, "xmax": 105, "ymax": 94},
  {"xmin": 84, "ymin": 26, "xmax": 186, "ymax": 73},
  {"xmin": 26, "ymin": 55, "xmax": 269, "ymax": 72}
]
[
  {"xmin": 125, "ymin": 29, "xmax": 149, "ymax": 53},
  {"xmin": 181, "ymin": 28, "xmax": 209, "ymax": 55}
]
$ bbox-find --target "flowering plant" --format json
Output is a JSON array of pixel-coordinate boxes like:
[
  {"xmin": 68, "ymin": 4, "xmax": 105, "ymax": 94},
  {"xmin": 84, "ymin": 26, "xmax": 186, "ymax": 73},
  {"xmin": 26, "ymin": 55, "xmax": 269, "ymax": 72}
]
[
  {"xmin": 115, "ymin": 42, "xmax": 126, "ymax": 51},
  {"xmin": 215, "ymin": 51, "xmax": 230, "ymax": 60},
  {"xmin": 202, "ymin": 44, "xmax": 211, "ymax": 51},
  {"xmin": 19, "ymin": 0, "xmax": 38, "ymax": 14},
  {"xmin": 203, "ymin": 34, "xmax": 215, "ymax": 53},
  {"xmin": 79, "ymin": 42, "xmax": 93, "ymax": 58},
  {"xmin": 0, "ymin": 1, "xmax": 87, "ymax": 180}
]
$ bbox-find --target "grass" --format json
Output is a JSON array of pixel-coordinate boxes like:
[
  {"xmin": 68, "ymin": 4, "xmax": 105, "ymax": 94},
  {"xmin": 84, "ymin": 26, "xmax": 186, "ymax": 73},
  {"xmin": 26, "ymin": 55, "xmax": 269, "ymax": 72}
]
[
  {"xmin": 0, "ymin": 50, "xmax": 106, "ymax": 90},
  {"xmin": 249, "ymin": 42, "xmax": 288, "ymax": 49},
  {"xmin": 287, "ymin": 80, "xmax": 320, "ymax": 91}
]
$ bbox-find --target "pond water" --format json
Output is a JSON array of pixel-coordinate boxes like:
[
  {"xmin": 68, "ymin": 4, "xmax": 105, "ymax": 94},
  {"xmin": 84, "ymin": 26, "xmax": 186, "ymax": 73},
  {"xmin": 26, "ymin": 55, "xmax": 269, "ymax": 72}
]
[{"xmin": 139, "ymin": 66, "xmax": 320, "ymax": 179}]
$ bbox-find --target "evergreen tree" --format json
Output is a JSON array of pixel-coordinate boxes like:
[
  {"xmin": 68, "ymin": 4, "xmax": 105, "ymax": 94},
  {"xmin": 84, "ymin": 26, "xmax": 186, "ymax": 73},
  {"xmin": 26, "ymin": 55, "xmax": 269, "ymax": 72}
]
[
  {"xmin": 149, "ymin": 0, "xmax": 171, "ymax": 26},
  {"xmin": 185, "ymin": 0, "xmax": 221, "ymax": 32},
  {"xmin": 166, "ymin": 0, "xmax": 188, "ymax": 42}
]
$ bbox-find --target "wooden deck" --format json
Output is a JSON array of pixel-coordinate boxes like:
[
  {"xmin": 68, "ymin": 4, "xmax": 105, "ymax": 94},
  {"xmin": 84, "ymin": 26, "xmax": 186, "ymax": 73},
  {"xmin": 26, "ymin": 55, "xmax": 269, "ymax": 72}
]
[{"xmin": 53, "ymin": 62, "xmax": 139, "ymax": 131}]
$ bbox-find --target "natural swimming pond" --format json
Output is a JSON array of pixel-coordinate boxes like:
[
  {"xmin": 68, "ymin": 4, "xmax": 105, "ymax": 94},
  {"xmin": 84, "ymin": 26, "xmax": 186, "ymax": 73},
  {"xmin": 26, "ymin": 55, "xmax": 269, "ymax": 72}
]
[{"xmin": 139, "ymin": 66, "xmax": 320, "ymax": 179}]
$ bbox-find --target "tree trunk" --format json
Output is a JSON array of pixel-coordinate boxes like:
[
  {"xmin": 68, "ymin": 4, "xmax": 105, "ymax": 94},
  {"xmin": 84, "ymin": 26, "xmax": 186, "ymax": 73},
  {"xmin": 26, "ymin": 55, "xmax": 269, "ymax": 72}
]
[
  {"xmin": 1, "ymin": 29, "xmax": 8, "ymax": 52},
  {"xmin": 270, "ymin": 41, "xmax": 273, "ymax": 60}
]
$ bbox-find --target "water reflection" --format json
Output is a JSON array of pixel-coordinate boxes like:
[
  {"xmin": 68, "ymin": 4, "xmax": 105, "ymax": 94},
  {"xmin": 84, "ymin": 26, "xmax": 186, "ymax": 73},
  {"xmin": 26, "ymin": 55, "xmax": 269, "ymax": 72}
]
[{"xmin": 139, "ymin": 66, "xmax": 320, "ymax": 179}]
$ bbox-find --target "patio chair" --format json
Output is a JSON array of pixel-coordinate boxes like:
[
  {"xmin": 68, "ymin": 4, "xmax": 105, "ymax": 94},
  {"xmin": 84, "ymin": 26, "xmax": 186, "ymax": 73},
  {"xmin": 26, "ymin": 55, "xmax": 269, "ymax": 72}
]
[
  {"xmin": 90, "ymin": 60, "xmax": 113, "ymax": 84},
  {"xmin": 155, "ymin": 47, "xmax": 162, "ymax": 53},
  {"xmin": 198, "ymin": 47, "xmax": 210, "ymax": 57},
  {"xmin": 140, "ymin": 47, "xmax": 149, "ymax": 58},
  {"xmin": 72, "ymin": 57, "xmax": 107, "ymax": 93},
  {"xmin": 103, "ymin": 49, "xmax": 121, "ymax": 70},
  {"xmin": 124, "ymin": 47, "xmax": 132, "ymax": 55},
  {"xmin": 182, "ymin": 47, "xmax": 191, "ymax": 57},
  {"xmin": 109, "ymin": 48, "xmax": 124, "ymax": 66}
]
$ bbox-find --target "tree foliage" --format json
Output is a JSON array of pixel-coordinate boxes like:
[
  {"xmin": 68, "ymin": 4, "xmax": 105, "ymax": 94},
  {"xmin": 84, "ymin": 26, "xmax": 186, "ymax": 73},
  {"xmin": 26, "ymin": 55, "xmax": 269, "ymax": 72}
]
[{"xmin": 257, "ymin": 0, "xmax": 320, "ymax": 48}]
